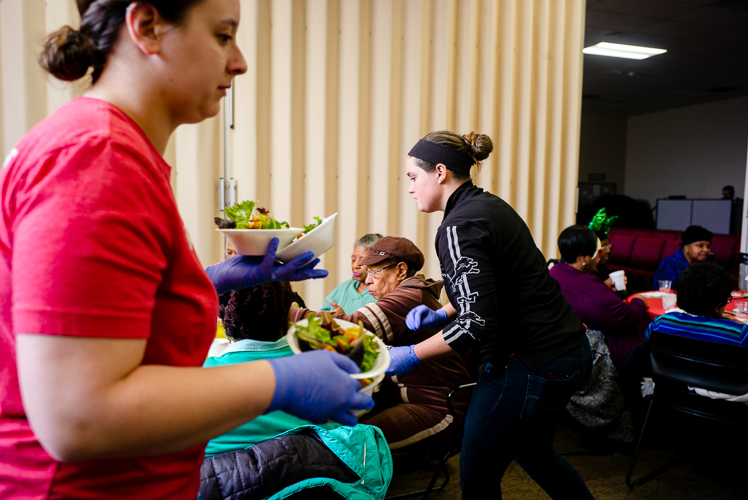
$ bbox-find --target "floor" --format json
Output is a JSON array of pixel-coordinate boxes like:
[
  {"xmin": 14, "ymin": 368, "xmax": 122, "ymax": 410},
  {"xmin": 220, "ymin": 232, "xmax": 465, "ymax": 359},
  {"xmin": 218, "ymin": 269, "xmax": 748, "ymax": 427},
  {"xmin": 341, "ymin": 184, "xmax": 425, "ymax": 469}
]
[{"xmin": 385, "ymin": 424, "xmax": 748, "ymax": 500}]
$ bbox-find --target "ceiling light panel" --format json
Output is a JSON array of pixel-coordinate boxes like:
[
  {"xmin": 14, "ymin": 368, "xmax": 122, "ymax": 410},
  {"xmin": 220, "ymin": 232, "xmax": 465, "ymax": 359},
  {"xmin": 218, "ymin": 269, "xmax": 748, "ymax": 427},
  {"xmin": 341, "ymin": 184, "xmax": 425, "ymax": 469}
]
[{"xmin": 583, "ymin": 42, "xmax": 667, "ymax": 60}]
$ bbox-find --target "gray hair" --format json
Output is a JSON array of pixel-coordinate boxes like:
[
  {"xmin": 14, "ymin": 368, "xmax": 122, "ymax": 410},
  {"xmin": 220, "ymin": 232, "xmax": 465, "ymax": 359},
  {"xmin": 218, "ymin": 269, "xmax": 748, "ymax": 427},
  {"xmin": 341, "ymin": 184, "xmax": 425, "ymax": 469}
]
[{"xmin": 354, "ymin": 233, "xmax": 383, "ymax": 248}]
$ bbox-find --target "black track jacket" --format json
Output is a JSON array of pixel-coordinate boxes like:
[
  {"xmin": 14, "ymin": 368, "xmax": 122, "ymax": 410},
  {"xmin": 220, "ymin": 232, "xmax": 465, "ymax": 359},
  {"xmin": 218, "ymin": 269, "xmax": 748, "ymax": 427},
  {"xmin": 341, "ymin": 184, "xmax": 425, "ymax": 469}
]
[{"xmin": 437, "ymin": 181, "xmax": 584, "ymax": 370}]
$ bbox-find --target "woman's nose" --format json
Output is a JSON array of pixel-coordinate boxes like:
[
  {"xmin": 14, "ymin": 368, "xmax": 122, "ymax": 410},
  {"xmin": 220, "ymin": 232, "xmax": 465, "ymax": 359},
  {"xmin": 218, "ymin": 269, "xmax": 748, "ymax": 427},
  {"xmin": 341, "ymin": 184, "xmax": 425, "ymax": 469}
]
[{"xmin": 229, "ymin": 45, "xmax": 248, "ymax": 76}]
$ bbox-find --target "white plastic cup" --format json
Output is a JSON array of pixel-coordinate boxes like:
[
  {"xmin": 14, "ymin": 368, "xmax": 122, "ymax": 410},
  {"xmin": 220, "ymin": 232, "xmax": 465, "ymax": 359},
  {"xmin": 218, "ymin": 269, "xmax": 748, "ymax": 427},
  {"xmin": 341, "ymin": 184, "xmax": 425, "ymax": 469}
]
[
  {"xmin": 609, "ymin": 270, "xmax": 626, "ymax": 291},
  {"xmin": 734, "ymin": 302, "xmax": 748, "ymax": 318},
  {"xmin": 661, "ymin": 294, "xmax": 677, "ymax": 311},
  {"xmin": 658, "ymin": 280, "xmax": 673, "ymax": 293}
]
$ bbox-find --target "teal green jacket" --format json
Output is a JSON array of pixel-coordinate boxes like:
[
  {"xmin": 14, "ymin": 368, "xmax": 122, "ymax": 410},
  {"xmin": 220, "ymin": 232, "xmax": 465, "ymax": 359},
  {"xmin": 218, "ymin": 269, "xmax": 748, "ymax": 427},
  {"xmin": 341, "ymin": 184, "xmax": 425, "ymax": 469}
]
[
  {"xmin": 202, "ymin": 338, "xmax": 393, "ymax": 499},
  {"xmin": 203, "ymin": 338, "xmax": 339, "ymax": 456},
  {"xmin": 200, "ymin": 424, "xmax": 392, "ymax": 500},
  {"xmin": 319, "ymin": 279, "xmax": 377, "ymax": 314},
  {"xmin": 268, "ymin": 424, "xmax": 391, "ymax": 499}
]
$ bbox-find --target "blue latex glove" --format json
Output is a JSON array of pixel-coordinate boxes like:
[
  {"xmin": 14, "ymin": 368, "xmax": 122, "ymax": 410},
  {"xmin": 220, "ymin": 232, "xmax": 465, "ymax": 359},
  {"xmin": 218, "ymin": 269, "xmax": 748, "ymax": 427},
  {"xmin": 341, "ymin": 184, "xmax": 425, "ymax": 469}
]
[
  {"xmin": 267, "ymin": 350, "xmax": 374, "ymax": 426},
  {"xmin": 385, "ymin": 345, "xmax": 421, "ymax": 377},
  {"xmin": 405, "ymin": 305, "xmax": 449, "ymax": 331},
  {"xmin": 206, "ymin": 238, "xmax": 328, "ymax": 295}
]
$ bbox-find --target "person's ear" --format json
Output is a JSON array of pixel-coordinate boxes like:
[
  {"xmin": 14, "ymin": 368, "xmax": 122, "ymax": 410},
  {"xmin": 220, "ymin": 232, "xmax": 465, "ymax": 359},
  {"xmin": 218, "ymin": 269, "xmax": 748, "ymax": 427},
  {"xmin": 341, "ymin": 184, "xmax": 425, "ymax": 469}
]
[
  {"xmin": 125, "ymin": 2, "xmax": 166, "ymax": 56},
  {"xmin": 397, "ymin": 263, "xmax": 409, "ymax": 280},
  {"xmin": 435, "ymin": 164, "xmax": 448, "ymax": 184}
]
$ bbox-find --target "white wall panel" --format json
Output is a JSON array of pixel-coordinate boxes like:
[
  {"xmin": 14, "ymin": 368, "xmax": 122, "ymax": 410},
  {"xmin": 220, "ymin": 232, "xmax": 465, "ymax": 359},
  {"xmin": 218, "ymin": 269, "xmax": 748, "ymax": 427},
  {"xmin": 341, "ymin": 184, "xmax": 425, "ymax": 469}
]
[
  {"xmin": 1, "ymin": 0, "xmax": 47, "ymax": 156},
  {"xmin": 336, "ymin": 0, "xmax": 363, "ymax": 283},
  {"xmin": 1, "ymin": 0, "xmax": 586, "ymax": 309}
]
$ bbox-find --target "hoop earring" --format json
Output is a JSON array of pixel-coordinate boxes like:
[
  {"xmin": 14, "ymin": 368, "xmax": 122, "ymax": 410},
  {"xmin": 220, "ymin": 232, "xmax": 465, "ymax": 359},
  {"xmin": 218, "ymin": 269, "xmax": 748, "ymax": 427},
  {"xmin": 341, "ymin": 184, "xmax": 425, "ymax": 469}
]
[{"xmin": 582, "ymin": 261, "xmax": 586, "ymax": 270}]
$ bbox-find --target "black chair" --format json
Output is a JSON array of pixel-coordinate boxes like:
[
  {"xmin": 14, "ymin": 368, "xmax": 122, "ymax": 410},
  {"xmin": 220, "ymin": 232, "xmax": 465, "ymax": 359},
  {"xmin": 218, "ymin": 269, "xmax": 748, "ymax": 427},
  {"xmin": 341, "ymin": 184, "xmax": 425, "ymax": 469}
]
[
  {"xmin": 626, "ymin": 331, "xmax": 748, "ymax": 488},
  {"xmin": 386, "ymin": 382, "xmax": 476, "ymax": 500}
]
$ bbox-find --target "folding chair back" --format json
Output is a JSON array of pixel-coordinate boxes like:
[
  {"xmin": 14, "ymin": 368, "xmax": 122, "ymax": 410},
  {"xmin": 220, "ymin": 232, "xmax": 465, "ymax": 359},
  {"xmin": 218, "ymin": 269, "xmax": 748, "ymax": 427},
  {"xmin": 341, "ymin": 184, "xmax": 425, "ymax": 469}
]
[
  {"xmin": 626, "ymin": 331, "xmax": 748, "ymax": 488},
  {"xmin": 650, "ymin": 330, "xmax": 748, "ymax": 395}
]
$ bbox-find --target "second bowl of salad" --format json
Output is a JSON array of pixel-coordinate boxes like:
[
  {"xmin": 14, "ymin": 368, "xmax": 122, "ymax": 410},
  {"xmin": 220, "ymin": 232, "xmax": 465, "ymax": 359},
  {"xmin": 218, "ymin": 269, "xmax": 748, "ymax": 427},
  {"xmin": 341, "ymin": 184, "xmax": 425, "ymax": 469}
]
[{"xmin": 286, "ymin": 313, "xmax": 390, "ymax": 380}]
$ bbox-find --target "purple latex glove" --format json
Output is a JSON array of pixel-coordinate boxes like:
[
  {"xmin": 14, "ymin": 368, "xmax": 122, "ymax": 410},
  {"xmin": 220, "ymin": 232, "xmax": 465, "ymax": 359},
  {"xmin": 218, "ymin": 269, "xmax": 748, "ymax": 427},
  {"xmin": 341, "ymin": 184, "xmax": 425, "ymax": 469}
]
[
  {"xmin": 267, "ymin": 350, "xmax": 374, "ymax": 426},
  {"xmin": 405, "ymin": 305, "xmax": 448, "ymax": 331},
  {"xmin": 206, "ymin": 238, "xmax": 328, "ymax": 295},
  {"xmin": 385, "ymin": 345, "xmax": 421, "ymax": 377}
]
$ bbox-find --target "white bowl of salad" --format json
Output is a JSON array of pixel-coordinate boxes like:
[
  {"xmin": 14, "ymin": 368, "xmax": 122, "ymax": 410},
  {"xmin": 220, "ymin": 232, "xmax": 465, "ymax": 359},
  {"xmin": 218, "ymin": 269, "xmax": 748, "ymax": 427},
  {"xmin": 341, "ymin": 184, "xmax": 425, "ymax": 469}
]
[
  {"xmin": 214, "ymin": 200, "xmax": 314, "ymax": 256},
  {"xmin": 287, "ymin": 313, "xmax": 390, "ymax": 381},
  {"xmin": 220, "ymin": 228, "xmax": 301, "ymax": 256}
]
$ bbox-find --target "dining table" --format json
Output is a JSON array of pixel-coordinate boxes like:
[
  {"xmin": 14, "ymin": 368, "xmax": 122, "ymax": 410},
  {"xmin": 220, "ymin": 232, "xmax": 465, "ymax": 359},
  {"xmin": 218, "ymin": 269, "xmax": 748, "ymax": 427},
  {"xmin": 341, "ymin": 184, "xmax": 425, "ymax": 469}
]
[{"xmin": 626, "ymin": 290, "xmax": 748, "ymax": 326}]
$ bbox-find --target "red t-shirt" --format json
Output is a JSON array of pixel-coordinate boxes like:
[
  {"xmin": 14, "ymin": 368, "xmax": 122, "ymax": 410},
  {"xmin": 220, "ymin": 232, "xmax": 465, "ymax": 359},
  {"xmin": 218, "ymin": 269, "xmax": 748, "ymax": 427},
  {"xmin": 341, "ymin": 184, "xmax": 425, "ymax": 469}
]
[{"xmin": 0, "ymin": 98, "xmax": 218, "ymax": 499}]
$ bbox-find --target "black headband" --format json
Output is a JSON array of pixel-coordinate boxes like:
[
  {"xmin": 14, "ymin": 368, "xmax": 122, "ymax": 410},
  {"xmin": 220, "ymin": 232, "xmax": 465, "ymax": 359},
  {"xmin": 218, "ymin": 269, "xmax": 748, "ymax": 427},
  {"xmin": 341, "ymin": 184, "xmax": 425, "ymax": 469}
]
[{"xmin": 408, "ymin": 139, "xmax": 475, "ymax": 176}]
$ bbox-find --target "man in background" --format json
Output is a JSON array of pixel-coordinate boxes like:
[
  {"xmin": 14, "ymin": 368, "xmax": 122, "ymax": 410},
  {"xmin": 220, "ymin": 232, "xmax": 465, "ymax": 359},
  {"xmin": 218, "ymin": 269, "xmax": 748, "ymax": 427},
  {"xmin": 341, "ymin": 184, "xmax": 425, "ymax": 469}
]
[{"xmin": 722, "ymin": 185, "xmax": 743, "ymax": 235}]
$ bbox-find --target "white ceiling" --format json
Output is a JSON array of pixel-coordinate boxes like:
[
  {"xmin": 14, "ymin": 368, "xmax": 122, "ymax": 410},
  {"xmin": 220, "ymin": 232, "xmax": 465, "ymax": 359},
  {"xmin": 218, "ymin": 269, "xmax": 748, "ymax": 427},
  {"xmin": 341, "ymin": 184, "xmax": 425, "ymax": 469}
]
[{"xmin": 583, "ymin": 0, "xmax": 748, "ymax": 116}]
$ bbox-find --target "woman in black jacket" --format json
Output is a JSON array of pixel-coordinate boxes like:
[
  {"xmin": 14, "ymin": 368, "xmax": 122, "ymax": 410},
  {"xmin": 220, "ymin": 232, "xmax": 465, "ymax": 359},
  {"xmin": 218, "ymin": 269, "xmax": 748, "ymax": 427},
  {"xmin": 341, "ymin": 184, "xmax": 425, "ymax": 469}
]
[{"xmin": 388, "ymin": 131, "xmax": 595, "ymax": 499}]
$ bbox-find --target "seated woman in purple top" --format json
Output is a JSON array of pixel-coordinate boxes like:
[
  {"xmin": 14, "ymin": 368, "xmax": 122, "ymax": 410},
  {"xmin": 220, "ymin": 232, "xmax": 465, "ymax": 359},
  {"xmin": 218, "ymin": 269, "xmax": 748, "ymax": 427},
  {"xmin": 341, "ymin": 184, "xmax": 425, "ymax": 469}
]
[{"xmin": 549, "ymin": 226, "xmax": 649, "ymax": 370}]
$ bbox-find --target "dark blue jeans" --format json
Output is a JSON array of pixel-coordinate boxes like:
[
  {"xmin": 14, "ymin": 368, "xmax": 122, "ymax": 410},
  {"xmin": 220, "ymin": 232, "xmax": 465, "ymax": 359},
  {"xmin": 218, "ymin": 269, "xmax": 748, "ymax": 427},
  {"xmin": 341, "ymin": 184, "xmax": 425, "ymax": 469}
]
[{"xmin": 460, "ymin": 335, "xmax": 595, "ymax": 499}]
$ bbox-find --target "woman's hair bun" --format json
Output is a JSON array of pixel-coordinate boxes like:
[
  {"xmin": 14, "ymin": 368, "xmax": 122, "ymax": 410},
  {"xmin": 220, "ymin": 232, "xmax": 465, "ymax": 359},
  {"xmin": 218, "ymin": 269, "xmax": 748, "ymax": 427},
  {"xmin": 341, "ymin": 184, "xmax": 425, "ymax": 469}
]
[
  {"xmin": 462, "ymin": 132, "xmax": 494, "ymax": 163},
  {"xmin": 39, "ymin": 25, "xmax": 96, "ymax": 81}
]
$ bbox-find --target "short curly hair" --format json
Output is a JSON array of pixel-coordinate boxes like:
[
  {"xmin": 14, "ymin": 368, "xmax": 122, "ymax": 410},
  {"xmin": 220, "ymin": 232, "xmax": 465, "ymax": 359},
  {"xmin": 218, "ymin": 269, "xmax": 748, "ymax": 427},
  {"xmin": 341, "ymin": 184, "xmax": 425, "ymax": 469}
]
[
  {"xmin": 219, "ymin": 282, "xmax": 304, "ymax": 342},
  {"xmin": 674, "ymin": 262, "xmax": 736, "ymax": 317}
]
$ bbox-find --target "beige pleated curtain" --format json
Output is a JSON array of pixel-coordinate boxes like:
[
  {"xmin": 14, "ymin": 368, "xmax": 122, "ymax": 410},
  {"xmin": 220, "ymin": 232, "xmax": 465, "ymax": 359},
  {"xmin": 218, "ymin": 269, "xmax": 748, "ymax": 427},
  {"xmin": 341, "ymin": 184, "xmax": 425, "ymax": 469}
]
[{"xmin": 1, "ymin": 0, "xmax": 585, "ymax": 308}]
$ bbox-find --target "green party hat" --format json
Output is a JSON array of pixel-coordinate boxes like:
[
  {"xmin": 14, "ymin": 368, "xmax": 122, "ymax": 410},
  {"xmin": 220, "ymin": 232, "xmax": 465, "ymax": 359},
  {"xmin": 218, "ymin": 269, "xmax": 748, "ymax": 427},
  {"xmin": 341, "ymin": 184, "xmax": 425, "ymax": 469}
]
[{"xmin": 588, "ymin": 208, "xmax": 618, "ymax": 237}]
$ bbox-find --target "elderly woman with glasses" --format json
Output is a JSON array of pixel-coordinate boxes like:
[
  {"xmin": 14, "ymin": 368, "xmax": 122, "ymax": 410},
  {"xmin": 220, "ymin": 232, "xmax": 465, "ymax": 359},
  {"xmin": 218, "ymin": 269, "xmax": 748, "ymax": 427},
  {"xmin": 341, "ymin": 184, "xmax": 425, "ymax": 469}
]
[
  {"xmin": 289, "ymin": 236, "xmax": 473, "ymax": 454},
  {"xmin": 549, "ymin": 226, "xmax": 649, "ymax": 370}
]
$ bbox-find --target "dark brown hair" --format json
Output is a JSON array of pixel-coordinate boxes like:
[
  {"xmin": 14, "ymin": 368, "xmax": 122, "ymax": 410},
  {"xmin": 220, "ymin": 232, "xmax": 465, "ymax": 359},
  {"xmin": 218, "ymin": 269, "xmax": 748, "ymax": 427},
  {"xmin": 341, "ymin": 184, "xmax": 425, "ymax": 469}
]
[
  {"xmin": 219, "ymin": 282, "xmax": 304, "ymax": 343},
  {"xmin": 414, "ymin": 131, "xmax": 494, "ymax": 181},
  {"xmin": 675, "ymin": 262, "xmax": 736, "ymax": 317},
  {"xmin": 39, "ymin": 0, "xmax": 205, "ymax": 84}
]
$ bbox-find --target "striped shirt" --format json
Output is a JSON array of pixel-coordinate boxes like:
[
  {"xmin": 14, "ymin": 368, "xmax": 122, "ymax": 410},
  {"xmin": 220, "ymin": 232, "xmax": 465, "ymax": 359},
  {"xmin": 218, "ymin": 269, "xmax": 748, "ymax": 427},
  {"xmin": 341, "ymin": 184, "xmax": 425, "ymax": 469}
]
[{"xmin": 644, "ymin": 311, "xmax": 748, "ymax": 347}]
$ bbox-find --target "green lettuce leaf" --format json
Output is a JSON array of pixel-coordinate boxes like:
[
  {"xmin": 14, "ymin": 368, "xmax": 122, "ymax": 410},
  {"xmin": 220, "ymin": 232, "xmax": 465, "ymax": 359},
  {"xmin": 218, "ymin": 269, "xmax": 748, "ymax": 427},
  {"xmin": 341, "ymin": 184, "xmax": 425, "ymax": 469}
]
[
  {"xmin": 294, "ymin": 313, "xmax": 333, "ymax": 350},
  {"xmin": 224, "ymin": 200, "xmax": 290, "ymax": 230},
  {"xmin": 260, "ymin": 213, "xmax": 289, "ymax": 229},
  {"xmin": 359, "ymin": 335, "xmax": 380, "ymax": 373},
  {"xmin": 303, "ymin": 216, "xmax": 323, "ymax": 234},
  {"xmin": 224, "ymin": 200, "xmax": 257, "ymax": 229}
]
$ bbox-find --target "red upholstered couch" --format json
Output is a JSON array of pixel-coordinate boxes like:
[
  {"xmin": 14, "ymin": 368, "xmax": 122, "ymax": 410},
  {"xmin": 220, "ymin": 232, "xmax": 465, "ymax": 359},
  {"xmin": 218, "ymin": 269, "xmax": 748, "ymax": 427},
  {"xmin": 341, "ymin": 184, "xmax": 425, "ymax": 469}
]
[{"xmin": 607, "ymin": 228, "xmax": 740, "ymax": 279}]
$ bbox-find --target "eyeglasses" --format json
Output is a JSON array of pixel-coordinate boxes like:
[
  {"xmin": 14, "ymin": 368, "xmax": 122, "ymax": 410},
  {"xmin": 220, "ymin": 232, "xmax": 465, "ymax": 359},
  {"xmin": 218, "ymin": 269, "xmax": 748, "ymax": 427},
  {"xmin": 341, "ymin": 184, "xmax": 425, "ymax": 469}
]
[
  {"xmin": 592, "ymin": 242, "xmax": 603, "ymax": 259},
  {"xmin": 593, "ymin": 244, "xmax": 613, "ymax": 259},
  {"xmin": 366, "ymin": 263, "xmax": 397, "ymax": 277}
]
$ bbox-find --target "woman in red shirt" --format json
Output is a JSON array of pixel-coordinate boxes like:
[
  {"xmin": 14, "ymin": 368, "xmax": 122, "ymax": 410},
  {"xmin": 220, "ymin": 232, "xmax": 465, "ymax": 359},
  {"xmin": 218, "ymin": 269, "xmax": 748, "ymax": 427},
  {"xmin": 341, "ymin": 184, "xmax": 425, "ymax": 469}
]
[{"xmin": 0, "ymin": 1, "xmax": 371, "ymax": 498}]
